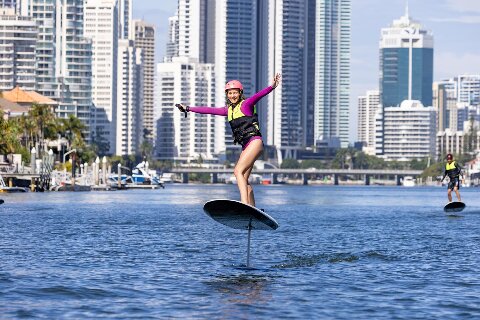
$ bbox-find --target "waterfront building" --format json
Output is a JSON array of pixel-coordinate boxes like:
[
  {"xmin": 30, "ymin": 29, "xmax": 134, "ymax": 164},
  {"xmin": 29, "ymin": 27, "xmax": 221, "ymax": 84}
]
[
  {"xmin": 436, "ymin": 129, "xmax": 464, "ymax": 159},
  {"xmin": 263, "ymin": 0, "xmax": 306, "ymax": 160},
  {"xmin": 433, "ymin": 75, "xmax": 480, "ymax": 132},
  {"xmin": 155, "ymin": 0, "xmax": 217, "ymax": 161},
  {"xmin": 84, "ymin": 0, "xmax": 118, "ymax": 154},
  {"xmin": 0, "ymin": 8, "xmax": 37, "ymax": 91},
  {"xmin": 155, "ymin": 57, "xmax": 216, "ymax": 161},
  {"xmin": 0, "ymin": 98, "xmax": 27, "ymax": 119},
  {"xmin": 0, "ymin": 0, "xmax": 15, "ymax": 8},
  {"xmin": 22, "ymin": 0, "xmax": 93, "ymax": 141},
  {"xmin": 455, "ymin": 75, "xmax": 480, "ymax": 106},
  {"xmin": 377, "ymin": 100, "xmax": 436, "ymax": 161},
  {"xmin": 214, "ymin": 0, "xmax": 258, "ymax": 153},
  {"xmin": 1, "ymin": 87, "xmax": 57, "ymax": 120},
  {"xmin": 357, "ymin": 90, "xmax": 380, "ymax": 155},
  {"xmin": 379, "ymin": 7, "xmax": 433, "ymax": 108},
  {"xmin": 116, "ymin": 39, "xmax": 142, "ymax": 156},
  {"xmin": 303, "ymin": 0, "xmax": 317, "ymax": 148},
  {"xmin": 131, "ymin": 20, "xmax": 155, "ymax": 144},
  {"xmin": 433, "ymin": 81, "xmax": 456, "ymax": 132},
  {"xmin": 165, "ymin": 14, "xmax": 179, "ymax": 62},
  {"xmin": 118, "ymin": 0, "xmax": 131, "ymax": 39},
  {"xmin": 314, "ymin": 0, "xmax": 351, "ymax": 148}
]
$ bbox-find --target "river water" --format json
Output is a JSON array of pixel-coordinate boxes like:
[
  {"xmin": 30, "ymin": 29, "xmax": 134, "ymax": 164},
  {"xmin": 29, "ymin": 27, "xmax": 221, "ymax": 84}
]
[{"xmin": 1, "ymin": 185, "xmax": 480, "ymax": 319}]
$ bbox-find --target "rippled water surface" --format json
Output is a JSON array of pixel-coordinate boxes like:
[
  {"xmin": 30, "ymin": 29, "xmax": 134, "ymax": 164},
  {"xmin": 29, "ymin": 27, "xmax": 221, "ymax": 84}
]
[{"xmin": 1, "ymin": 185, "xmax": 480, "ymax": 319}]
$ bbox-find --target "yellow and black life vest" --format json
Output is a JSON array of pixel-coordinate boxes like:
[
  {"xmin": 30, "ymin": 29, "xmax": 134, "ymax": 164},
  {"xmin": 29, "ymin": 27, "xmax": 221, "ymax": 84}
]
[
  {"xmin": 445, "ymin": 161, "xmax": 461, "ymax": 178},
  {"xmin": 228, "ymin": 100, "xmax": 262, "ymax": 145}
]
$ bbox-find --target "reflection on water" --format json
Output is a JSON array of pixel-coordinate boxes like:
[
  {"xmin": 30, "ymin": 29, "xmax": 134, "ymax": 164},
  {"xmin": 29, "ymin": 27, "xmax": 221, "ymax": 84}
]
[{"xmin": 206, "ymin": 273, "xmax": 273, "ymax": 307}]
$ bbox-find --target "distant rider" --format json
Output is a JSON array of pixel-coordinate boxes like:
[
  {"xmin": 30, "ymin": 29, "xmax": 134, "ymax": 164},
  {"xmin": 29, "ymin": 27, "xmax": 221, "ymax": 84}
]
[{"xmin": 440, "ymin": 153, "xmax": 464, "ymax": 202}]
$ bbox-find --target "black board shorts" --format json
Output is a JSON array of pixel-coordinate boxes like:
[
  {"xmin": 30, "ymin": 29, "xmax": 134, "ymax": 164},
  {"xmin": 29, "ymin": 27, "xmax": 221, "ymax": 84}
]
[{"xmin": 447, "ymin": 177, "xmax": 460, "ymax": 190}]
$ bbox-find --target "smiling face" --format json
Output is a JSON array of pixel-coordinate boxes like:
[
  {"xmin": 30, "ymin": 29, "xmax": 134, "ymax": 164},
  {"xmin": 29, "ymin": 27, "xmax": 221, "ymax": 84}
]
[{"xmin": 227, "ymin": 89, "xmax": 241, "ymax": 104}]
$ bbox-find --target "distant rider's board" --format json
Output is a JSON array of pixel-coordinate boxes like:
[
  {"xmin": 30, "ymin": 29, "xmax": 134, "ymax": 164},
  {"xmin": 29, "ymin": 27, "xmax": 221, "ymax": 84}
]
[
  {"xmin": 0, "ymin": 199, "xmax": 3, "ymax": 205},
  {"xmin": 444, "ymin": 201, "xmax": 466, "ymax": 213},
  {"xmin": 203, "ymin": 199, "xmax": 279, "ymax": 267}
]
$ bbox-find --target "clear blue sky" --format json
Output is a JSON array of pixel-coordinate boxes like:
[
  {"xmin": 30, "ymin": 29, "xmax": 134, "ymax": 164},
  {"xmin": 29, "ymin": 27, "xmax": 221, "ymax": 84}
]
[{"xmin": 133, "ymin": 0, "xmax": 480, "ymax": 142}]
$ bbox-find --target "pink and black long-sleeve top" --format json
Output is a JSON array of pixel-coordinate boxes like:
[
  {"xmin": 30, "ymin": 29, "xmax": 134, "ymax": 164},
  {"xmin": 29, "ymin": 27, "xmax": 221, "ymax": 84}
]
[{"xmin": 187, "ymin": 86, "xmax": 274, "ymax": 149}]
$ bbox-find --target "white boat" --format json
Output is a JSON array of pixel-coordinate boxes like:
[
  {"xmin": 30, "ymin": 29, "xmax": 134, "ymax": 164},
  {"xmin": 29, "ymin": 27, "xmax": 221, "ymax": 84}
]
[
  {"xmin": 402, "ymin": 176, "xmax": 415, "ymax": 187},
  {"xmin": 0, "ymin": 174, "xmax": 28, "ymax": 192},
  {"xmin": 131, "ymin": 161, "xmax": 164, "ymax": 186}
]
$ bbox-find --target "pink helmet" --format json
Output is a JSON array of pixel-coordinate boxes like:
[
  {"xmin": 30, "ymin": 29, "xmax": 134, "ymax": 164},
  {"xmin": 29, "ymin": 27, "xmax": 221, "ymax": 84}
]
[{"xmin": 225, "ymin": 80, "xmax": 243, "ymax": 92}]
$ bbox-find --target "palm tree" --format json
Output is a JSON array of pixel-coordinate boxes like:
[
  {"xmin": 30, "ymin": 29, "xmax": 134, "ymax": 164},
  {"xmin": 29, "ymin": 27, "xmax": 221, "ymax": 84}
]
[
  {"xmin": 29, "ymin": 103, "xmax": 57, "ymax": 151},
  {"xmin": 57, "ymin": 115, "xmax": 86, "ymax": 148},
  {"xmin": 0, "ymin": 114, "xmax": 22, "ymax": 154}
]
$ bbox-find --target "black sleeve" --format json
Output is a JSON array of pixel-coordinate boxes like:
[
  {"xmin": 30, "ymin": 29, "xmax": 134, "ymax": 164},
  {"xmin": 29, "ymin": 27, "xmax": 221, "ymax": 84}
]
[{"xmin": 456, "ymin": 163, "xmax": 464, "ymax": 176}]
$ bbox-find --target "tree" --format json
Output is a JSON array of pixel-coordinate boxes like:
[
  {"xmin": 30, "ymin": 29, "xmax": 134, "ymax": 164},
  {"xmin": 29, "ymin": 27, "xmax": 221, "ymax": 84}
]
[
  {"xmin": 0, "ymin": 113, "xmax": 22, "ymax": 154},
  {"xmin": 56, "ymin": 114, "xmax": 86, "ymax": 153},
  {"xmin": 29, "ymin": 103, "xmax": 57, "ymax": 148},
  {"xmin": 281, "ymin": 158, "xmax": 300, "ymax": 169},
  {"xmin": 300, "ymin": 159, "xmax": 324, "ymax": 169},
  {"xmin": 139, "ymin": 140, "xmax": 153, "ymax": 159},
  {"xmin": 463, "ymin": 116, "xmax": 478, "ymax": 155},
  {"xmin": 331, "ymin": 148, "xmax": 356, "ymax": 169}
]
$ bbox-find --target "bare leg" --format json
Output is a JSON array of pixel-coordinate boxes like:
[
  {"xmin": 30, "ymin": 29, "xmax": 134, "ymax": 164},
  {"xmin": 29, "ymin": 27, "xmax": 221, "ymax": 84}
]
[
  {"xmin": 244, "ymin": 166, "xmax": 255, "ymax": 206},
  {"xmin": 234, "ymin": 140, "xmax": 263, "ymax": 205},
  {"xmin": 454, "ymin": 187, "xmax": 461, "ymax": 202},
  {"xmin": 447, "ymin": 189, "xmax": 452, "ymax": 202}
]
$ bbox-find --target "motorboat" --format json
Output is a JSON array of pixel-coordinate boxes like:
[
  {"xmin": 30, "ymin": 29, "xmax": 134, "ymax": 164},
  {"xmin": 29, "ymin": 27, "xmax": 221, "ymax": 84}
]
[
  {"xmin": 402, "ymin": 176, "xmax": 415, "ymax": 187},
  {"xmin": 0, "ymin": 174, "xmax": 28, "ymax": 192},
  {"xmin": 131, "ymin": 161, "xmax": 164, "ymax": 186}
]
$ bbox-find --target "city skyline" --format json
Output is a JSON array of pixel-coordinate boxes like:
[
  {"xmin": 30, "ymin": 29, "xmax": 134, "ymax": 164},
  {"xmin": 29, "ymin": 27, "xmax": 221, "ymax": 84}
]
[{"xmin": 133, "ymin": 0, "xmax": 480, "ymax": 142}]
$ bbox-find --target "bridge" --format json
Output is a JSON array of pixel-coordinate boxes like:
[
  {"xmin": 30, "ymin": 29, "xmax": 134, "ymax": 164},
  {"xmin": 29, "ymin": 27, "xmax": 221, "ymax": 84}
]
[{"xmin": 169, "ymin": 168, "xmax": 423, "ymax": 185}]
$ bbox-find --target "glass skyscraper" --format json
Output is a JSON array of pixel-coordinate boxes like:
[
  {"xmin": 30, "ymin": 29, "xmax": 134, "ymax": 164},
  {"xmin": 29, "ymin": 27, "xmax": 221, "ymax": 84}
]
[
  {"xmin": 314, "ymin": 0, "xmax": 351, "ymax": 148},
  {"xmin": 379, "ymin": 9, "xmax": 434, "ymax": 108}
]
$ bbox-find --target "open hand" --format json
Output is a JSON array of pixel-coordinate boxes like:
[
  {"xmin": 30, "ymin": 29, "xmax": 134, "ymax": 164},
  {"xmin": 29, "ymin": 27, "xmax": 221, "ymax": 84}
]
[{"xmin": 271, "ymin": 73, "xmax": 281, "ymax": 89}]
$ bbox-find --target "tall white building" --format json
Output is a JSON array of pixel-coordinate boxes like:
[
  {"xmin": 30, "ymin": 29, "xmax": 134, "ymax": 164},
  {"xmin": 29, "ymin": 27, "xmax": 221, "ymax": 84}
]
[
  {"xmin": 22, "ymin": 0, "xmax": 93, "ymax": 139},
  {"xmin": 376, "ymin": 100, "xmax": 436, "ymax": 161},
  {"xmin": 117, "ymin": 39, "xmax": 142, "ymax": 156},
  {"xmin": 131, "ymin": 20, "xmax": 155, "ymax": 144},
  {"xmin": 0, "ymin": 8, "xmax": 37, "ymax": 91},
  {"xmin": 178, "ymin": 0, "xmax": 201, "ymax": 59},
  {"xmin": 357, "ymin": 90, "xmax": 380, "ymax": 155},
  {"xmin": 118, "ymin": 0, "xmax": 131, "ymax": 39},
  {"xmin": 165, "ymin": 14, "xmax": 179, "ymax": 61},
  {"xmin": 434, "ymin": 75, "xmax": 480, "ymax": 132},
  {"xmin": 84, "ymin": 0, "xmax": 118, "ymax": 154},
  {"xmin": 0, "ymin": 0, "xmax": 15, "ymax": 8},
  {"xmin": 155, "ymin": 0, "xmax": 219, "ymax": 161},
  {"xmin": 456, "ymin": 75, "xmax": 480, "ymax": 105},
  {"xmin": 155, "ymin": 57, "xmax": 216, "ymax": 161},
  {"xmin": 314, "ymin": 0, "xmax": 351, "ymax": 148},
  {"xmin": 436, "ymin": 129, "xmax": 464, "ymax": 158}
]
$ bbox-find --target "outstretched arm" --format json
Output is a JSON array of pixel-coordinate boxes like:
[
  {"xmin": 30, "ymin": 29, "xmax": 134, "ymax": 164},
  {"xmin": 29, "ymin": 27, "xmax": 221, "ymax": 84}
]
[
  {"xmin": 175, "ymin": 104, "xmax": 228, "ymax": 117},
  {"xmin": 241, "ymin": 73, "xmax": 282, "ymax": 116}
]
